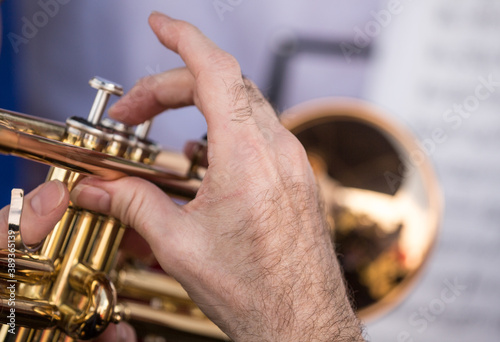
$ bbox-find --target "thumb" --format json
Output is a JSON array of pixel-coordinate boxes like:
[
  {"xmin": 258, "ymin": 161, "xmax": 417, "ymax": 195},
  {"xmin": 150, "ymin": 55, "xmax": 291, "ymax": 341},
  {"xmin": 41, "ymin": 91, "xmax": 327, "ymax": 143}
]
[
  {"xmin": 0, "ymin": 180, "xmax": 69, "ymax": 248},
  {"xmin": 70, "ymin": 177, "xmax": 184, "ymax": 250}
]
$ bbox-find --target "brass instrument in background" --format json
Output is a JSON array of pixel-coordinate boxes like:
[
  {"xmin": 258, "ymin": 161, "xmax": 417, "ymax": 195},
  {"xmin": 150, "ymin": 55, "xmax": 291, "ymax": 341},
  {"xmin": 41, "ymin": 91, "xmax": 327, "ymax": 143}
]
[{"xmin": 0, "ymin": 77, "xmax": 441, "ymax": 341}]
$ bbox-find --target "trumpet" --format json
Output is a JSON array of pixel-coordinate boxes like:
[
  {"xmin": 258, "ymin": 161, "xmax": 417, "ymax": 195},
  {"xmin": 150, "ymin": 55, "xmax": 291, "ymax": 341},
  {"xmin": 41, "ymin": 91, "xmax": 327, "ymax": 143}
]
[{"xmin": 0, "ymin": 77, "xmax": 441, "ymax": 341}]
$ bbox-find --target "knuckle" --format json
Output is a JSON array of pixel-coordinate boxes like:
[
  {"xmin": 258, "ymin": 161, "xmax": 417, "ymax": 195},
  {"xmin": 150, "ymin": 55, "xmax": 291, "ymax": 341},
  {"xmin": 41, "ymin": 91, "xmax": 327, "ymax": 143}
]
[
  {"xmin": 242, "ymin": 76, "xmax": 256, "ymax": 88},
  {"xmin": 243, "ymin": 77, "xmax": 266, "ymax": 107},
  {"xmin": 207, "ymin": 51, "xmax": 241, "ymax": 74},
  {"xmin": 113, "ymin": 178, "xmax": 148, "ymax": 229},
  {"xmin": 281, "ymin": 132, "xmax": 308, "ymax": 159},
  {"xmin": 289, "ymin": 139, "xmax": 308, "ymax": 161},
  {"xmin": 171, "ymin": 19, "xmax": 196, "ymax": 35},
  {"xmin": 134, "ymin": 75, "xmax": 157, "ymax": 93},
  {"xmin": 134, "ymin": 75, "xmax": 150, "ymax": 88},
  {"xmin": 279, "ymin": 136, "xmax": 312, "ymax": 173},
  {"xmin": 129, "ymin": 77, "xmax": 154, "ymax": 102}
]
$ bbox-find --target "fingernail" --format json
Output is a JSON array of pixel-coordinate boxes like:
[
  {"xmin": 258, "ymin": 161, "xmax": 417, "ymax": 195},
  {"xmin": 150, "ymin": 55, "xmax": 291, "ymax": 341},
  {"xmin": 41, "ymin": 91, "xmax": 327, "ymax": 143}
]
[
  {"xmin": 31, "ymin": 180, "xmax": 65, "ymax": 216},
  {"xmin": 71, "ymin": 184, "xmax": 111, "ymax": 213}
]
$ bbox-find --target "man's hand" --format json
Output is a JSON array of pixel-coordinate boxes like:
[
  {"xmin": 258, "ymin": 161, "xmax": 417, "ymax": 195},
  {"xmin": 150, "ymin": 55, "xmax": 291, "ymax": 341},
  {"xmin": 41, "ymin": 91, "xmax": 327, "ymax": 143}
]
[
  {"xmin": 0, "ymin": 182, "xmax": 136, "ymax": 341},
  {"xmin": 69, "ymin": 12, "xmax": 364, "ymax": 341},
  {"xmin": 0, "ymin": 180, "xmax": 69, "ymax": 248}
]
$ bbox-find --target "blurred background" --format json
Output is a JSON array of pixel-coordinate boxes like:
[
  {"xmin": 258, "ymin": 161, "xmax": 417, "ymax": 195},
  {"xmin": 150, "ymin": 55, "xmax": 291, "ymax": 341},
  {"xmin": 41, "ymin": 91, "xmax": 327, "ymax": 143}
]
[{"xmin": 1, "ymin": 1, "xmax": 499, "ymax": 341}]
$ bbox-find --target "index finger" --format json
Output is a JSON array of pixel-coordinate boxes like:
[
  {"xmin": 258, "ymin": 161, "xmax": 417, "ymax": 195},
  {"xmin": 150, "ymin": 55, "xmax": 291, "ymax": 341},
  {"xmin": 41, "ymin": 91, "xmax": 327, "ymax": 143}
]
[
  {"xmin": 147, "ymin": 13, "xmax": 268, "ymax": 139},
  {"xmin": 149, "ymin": 12, "xmax": 240, "ymax": 82}
]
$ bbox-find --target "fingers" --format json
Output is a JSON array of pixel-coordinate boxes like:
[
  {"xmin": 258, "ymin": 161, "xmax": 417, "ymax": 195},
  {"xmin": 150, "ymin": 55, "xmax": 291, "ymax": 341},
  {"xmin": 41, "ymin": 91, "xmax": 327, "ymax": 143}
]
[
  {"xmin": 148, "ymin": 12, "xmax": 240, "ymax": 83},
  {"xmin": 109, "ymin": 68, "xmax": 195, "ymax": 125},
  {"xmin": 70, "ymin": 177, "xmax": 197, "ymax": 279},
  {"xmin": 0, "ymin": 181, "xmax": 69, "ymax": 248},
  {"xmin": 147, "ymin": 13, "xmax": 273, "ymax": 131},
  {"xmin": 109, "ymin": 12, "xmax": 242, "ymax": 130},
  {"xmin": 70, "ymin": 177, "xmax": 185, "ymax": 261},
  {"xmin": 110, "ymin": 12, "xmax": 279, "ymax": 150}
]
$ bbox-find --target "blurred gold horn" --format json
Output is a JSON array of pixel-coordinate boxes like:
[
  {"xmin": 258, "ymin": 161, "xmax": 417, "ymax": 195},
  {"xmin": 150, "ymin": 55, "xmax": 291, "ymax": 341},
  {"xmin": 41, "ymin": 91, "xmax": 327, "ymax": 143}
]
[
  {"xmin": 281, "ymin": 98, "xmax": 441, "ymax": 320},
  {"xmin": 0, "ymin": 77, "xmax": 440, "ymax": 341}
]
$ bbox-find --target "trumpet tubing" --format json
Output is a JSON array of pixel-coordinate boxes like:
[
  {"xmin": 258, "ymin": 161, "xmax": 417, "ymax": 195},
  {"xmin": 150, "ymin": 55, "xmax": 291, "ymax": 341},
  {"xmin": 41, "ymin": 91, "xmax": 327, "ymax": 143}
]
[{"xmin": 0, "ymin": 78, "xmax": 440, "ymax": 341}]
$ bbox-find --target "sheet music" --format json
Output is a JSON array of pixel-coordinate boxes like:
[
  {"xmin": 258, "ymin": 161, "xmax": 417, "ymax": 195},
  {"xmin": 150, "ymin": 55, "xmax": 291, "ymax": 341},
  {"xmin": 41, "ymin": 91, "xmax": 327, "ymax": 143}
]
[{"xmin": 365, "ymin": 0, "xmax": 500, "ymax": 340}]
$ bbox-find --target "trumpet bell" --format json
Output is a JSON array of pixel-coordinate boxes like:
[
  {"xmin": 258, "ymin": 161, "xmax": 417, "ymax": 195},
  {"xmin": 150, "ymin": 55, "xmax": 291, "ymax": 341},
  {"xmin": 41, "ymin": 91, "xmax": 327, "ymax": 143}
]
[{"xmin": 281, "ymin": 98, "xmax": 441, "ymax": 319}]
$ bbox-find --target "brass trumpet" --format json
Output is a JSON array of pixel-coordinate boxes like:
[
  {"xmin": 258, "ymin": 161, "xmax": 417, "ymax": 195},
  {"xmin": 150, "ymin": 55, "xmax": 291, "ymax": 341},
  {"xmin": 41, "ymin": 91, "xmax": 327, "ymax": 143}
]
[{"xmin": 0, "ymin": 77, "xmax": 441, "ymax": 341}]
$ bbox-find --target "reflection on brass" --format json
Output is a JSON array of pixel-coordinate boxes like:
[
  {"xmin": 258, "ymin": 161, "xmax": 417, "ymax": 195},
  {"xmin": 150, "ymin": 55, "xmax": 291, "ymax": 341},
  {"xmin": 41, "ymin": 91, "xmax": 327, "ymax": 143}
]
[
  {"xmin": 282, "ymin": 98, "xmax": 441, "ymax": 319},
  {"xmin": 0, "ymin": 78, "xmax": 440, "ymax": 341}
]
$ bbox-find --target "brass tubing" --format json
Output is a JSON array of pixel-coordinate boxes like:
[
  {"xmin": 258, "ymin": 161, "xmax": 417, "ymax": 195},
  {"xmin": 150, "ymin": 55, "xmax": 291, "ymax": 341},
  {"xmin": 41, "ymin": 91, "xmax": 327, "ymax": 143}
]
[
  {"xmin": 49, "ymin": 211, "xmax": 97, "ymax": 306},
  {"xmin": 0, "ymin": 251, "xmax": 54, "ymax": 284},
  {"xmin": 37, "ymin": 328, "xmax": 63, "ymax": 342},
  {"xmin": 0, "ymin": 110, "xmax": 66, "ymax": 140},
  {"xmin": 63, "ymin": 265, "xmax": 117, "ymax": 340},
  {"xmin": 39, "ymin": 206, "xmax": 77, "ymax": 262},
  {"xmin": 67, "ymin": 264, "xmax": 94, "ymax": 293},
  {"xmin": 119, "ymin": 301, "xmax": 228, "ymax": 341},
  {"xmin": 3, "ymin": 327, "xmax": 35, "ymax": 342},
  {"xmin": 0, "ymin": 297, "xmax": 60, "ymax": 330},
  {"xmin": 117, "ymin": 267, "xmax": 191, "ymax": 302},
  {"xmin": 116, "ymin": 267, "xmax": 207, "ymax": 323},
  {"xmin": 0, "ymin": 109, "xmax": 200, "ymax": 199},
  {"xmin": 40, "ymin": 166, "xmax": 80, "ymax": 273},
  {"xmin": 0, "ymin": 325, "xmax": 7, "ymax": 340},
  {"xmin": 85, "ymin": 218, "xmax": 125, "ymax": 273}
]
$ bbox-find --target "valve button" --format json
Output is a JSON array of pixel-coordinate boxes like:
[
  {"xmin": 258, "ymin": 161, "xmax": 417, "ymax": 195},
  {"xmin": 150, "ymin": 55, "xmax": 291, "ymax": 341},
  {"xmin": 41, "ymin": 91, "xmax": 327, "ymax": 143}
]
[{"xmin": 89, "ymin": 77, "xmax": 124, "ymax": 96}]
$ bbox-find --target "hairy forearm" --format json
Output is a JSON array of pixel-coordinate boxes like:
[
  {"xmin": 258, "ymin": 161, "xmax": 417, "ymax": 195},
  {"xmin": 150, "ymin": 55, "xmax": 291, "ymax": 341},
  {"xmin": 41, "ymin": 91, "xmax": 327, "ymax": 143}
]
[
  {"xmin": 243, "ymin": 245, "xmax": 364, "ymax": 341},
  {"xmin": 211, "ymin": 187, "xmax": 365, "ymax": 342},
  {"xmin": 228, "ymin": 250, "xmax": 365, "ymax": 341},
  {"xmin": 245, "ymin": 271, "xmax": 365, "ymax": 342}
]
